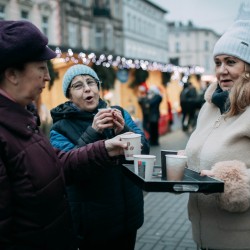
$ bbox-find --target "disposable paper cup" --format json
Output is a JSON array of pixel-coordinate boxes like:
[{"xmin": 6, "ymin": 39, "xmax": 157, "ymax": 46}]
[
  {"xmin": 133, "ymin": 155, "xmax": 156, "ymax": 181},
  {"xmin": 120, "ymin": 133, "xmax": 141, "ymax": 160},
  {"xmin": 166, "ymin": 155, "xmax": 187, "ymax": 181}
]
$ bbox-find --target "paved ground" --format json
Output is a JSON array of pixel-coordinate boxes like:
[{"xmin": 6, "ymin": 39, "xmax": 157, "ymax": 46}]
[{"xmin": 135, "ymin": 115, "xmax": 197, "ymax": 250}]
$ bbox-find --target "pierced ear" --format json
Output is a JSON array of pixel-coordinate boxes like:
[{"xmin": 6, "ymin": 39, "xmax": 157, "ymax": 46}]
[{"xmin": 5, "ymin": 68, "xmax": 18, "ymax": 85}]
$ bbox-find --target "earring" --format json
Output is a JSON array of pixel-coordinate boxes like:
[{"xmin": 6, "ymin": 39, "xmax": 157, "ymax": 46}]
[{"xmin": 245, "ymin": 72, "xmax": 250, "ymax": 79}]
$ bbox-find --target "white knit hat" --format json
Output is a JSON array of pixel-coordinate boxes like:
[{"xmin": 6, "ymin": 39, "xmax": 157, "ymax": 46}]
[
  {"xmin": 213, "ymin": 20, "xmax": 250, "ymax": 64},
  {"xmin": 63, "ymin": 64, "xmax": 100, "ymax": 97}
]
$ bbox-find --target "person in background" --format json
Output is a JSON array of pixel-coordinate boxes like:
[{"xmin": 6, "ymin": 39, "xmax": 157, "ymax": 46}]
[
  {"xmin": 147, "ymin": 85, "xmax": 162, "ymax": 146},
  {"xmin": 167, "ymin": 99, "xmax": 173, "ymax": 131},
  {"xmin": 50, "ymin": 64, "xmax": 150, "ymax": 250},
  {"xmin": 138, "ymin": 85, "xmax": 150, "ymax": 137},
  {"xmin": 0, "ymin": 20, "xmax": 128, "ymax": 250},
  {"xmin": 180, "ymin": 81, "xmax": 197, "ymax": 131},
  {"xmin": 184, "ymin": 20, "xmax": 250, "ymax": 250}
]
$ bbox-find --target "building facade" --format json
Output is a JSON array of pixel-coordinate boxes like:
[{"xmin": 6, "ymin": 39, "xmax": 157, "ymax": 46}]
[
  {"xmin": 123, "ymin": 0, "xmax": 168, "ymax": 63},
  {"xmin": 236, "ymin": 1, "xmax": 250, "ymax": 20},
  {"xmin": 167, "ymin": 21, "xmax": 220, "ymax": 75},
  {"xmin": 0, "ymin": 0, "xmax": 61, "ymax": 46},
  {"xmin": 0, "ymin": 0, "xmax": 213, "ymax": 129}
]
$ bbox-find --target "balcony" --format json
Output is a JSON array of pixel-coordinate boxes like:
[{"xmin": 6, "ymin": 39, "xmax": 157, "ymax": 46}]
[{"xmin": 93, "ymin": 7, "xmax": 110, "ymax": 17}]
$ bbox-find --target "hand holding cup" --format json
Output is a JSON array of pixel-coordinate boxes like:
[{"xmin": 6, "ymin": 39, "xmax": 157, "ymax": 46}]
[
  {"xmin": 93, "ymin": 108, "xmax": 114, "ymax": 133},
  {"xmin": 94, "ymin": 108, "xmax": 125, "ymax": 134},
  {"xmin": 120, "ymin": 133, "xmax": 141, "ymax": 160},
  {"xmin": 104, "ymin": 132, "xmax": 132, "ymax": 157}
]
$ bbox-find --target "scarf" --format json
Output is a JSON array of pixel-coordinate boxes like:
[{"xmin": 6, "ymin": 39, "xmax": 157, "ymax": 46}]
[{"xmin": 211, "ymin": 85, "xmax": 230, "ymax": 114}]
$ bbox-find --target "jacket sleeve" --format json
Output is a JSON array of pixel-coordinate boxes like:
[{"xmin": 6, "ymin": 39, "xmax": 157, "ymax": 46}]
[
  {"xmin": 77, "ymin": 126, "xmax": 103, "ymax": 147},
  {"xmin": 50, "ymin": 129, "xmax": 75, "ymax": 152},
  {"xmin": 123, "ymin": 109, "xmax": 150, "ymax": 154},
  {"xmin": 211, "ymin": 160, "xmax": 250, "ymax": 213},
  {"xmin": 55, "ymin": 140, "xmax": 116, "ymax": 183},
  {"xmin": 50, "ymin": 129, "xmax": 118, "ymax": 183},
  {"xmin": 0, "ymin": 158, "xmax": 13, "ymax": 248},
  {"xmin": 149, "ymin": 94, "xmax": 162, "ymax": 106}
]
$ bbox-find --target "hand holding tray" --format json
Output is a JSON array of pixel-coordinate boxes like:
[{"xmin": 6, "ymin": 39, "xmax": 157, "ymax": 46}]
[{"xmin": 122, "ymin": 164, "xmax": 224, "ymax": 193}]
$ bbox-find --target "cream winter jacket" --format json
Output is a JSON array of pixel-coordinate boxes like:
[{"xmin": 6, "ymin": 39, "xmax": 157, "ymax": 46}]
[{"xmin": 185, "ymin": 83, "xmax": 250, "ymax": 250}]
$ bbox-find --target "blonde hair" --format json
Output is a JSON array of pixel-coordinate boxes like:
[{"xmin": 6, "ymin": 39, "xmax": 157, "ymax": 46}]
[{"xmin": 226, "ymin": 63, "xmax": 250, "ymax": 117}]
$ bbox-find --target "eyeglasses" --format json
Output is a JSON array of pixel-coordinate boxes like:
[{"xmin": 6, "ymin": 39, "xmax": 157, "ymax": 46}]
[{"xmin": 70, "ymin": 80, "xmax": 99, "ymax": 91}]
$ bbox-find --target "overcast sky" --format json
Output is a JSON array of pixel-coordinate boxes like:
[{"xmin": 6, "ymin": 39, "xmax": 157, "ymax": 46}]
[{"xmin": 151, "ymin": 0, "xmax": 250, "ymax": 34}]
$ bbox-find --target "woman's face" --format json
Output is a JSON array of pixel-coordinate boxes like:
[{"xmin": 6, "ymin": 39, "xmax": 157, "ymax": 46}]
[
  {"xmin": 214, "ymin": 55, "xmax": 245, "ymax": 91},
  {"xmin": 14, "ymin": 61, "xmax": 50, "ymax": 106},
  {"xmin": 69, "ymin": 75, "xmax": 100, "ymax": 112}
]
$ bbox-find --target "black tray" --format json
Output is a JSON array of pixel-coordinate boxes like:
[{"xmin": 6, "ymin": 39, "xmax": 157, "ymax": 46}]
[{"xmin": 122, "ymin": 164, "xmax": 224, "ymax": 193}]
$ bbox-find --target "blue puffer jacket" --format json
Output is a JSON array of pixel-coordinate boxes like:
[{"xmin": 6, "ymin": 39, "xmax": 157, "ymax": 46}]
[{"xmin": 50, "ymin": 99, "xmax": 149, "ymax": 243}]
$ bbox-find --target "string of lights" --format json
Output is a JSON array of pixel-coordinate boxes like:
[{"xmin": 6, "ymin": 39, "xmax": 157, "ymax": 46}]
[{"xmin": 54, "ymin": 47, "xmax": 205, "ymax": 76}]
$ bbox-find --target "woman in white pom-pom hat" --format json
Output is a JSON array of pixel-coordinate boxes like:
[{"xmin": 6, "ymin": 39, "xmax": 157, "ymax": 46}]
[{"xmin": 183, "ymin": 20, "xmax": 250, "ymax": 250}]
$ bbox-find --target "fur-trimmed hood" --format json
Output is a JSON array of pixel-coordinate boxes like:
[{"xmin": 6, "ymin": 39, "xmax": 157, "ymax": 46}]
[{"xmin": 204, "ymin": 82, "xmax": 218, "ymax": 103}]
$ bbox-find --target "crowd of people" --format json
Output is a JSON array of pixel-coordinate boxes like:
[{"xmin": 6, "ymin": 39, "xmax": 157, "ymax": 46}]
[{"xmin": 1, "ymin": 17, "xmax": 250, "ymax": 250}]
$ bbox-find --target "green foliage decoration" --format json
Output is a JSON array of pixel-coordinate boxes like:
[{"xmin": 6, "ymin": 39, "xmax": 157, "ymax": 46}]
[
  {"xmin": 92, "ymin": 64, "xmax": 116, "ymax": 90},
  {"xmin": 129, "ymin": 68, "xmax": 149, "ymax": 88},
  {"xmin": 162, "ymin": 72, "xmax": 172, "ymax": 86},
  {"xmin": 47, "ymin": 60, "xmax": 59, "ymax": 90}
]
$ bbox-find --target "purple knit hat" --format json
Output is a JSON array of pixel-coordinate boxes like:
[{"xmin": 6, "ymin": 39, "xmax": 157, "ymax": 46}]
[{"xmin": 0, "ymin": 20, "xmax": 56, "ymax": 70}]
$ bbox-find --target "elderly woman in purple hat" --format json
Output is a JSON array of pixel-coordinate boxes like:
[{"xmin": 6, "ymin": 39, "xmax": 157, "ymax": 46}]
[
  {"xmin": 183, "ymin": 20, "xmax": 250, "ymax": 250},
  {"xmin": 0, "ymin": 20, "xmax": 129, "ymax": 250}
]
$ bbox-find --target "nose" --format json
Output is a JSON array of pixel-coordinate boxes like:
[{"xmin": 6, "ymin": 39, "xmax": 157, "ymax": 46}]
[
  {"xmin": 82, "ymin": 83, "xmax": 91, "ymax": 91},
  {"xmin": 218, "ymin": 63, "xmax": 228, "ymax": 74},
  {"xmin": 44, "ymin": 73, "xmax": 51, "ymax": 82},
  {"xmin": 44, "ymin": 66, "xmax": 51, "ymax": 82}
]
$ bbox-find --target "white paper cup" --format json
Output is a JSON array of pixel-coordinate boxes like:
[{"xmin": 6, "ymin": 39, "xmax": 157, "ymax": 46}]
[
  {"xmin": 166, "ymin": 155, "xmax": 187, "ymax": 181},
  {"xmin": 120, "ymin": 133, "xmax": 141, "ymax": 160},
  {"xmin": 133, "ymin": 155, "xmax": 156, "ymax": 181}
]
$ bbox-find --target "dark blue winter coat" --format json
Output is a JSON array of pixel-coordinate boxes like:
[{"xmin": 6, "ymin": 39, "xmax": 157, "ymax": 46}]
[{"xmin": 50, "ymin": 99, "xmax": 149, "ymax": 243}]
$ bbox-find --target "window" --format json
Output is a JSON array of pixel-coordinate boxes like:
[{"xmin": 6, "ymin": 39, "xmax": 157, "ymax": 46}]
[
  {"xmin": 205, "ymin": 55, "xmax": 210, "ymax": 71},
  {"xmin": 95, "ymin": 24, "xmax": 104, "ymax": 50},
  {"xmin": 21, "ymin": 10, "xmax": 29, "ymax": 19},
  {"xmin": 106, "ymin": 25, "xmax": 113, "ymax": 51},
  {"xmin": 81, "ymin": 26, "xmax": 90, "ymax": 50},
  {"xmin": 68, "ymin": 22, "xmax": 78, "ymax": 48},
  {"xmin": 204, "ymin": 41, "xmax": 209, "ymax": 51},
  {"xmin": 0, "ymin": 4, "xmax": 5, "ymax": 20},
  {"xmin": 175, "ymin": 42, "xmax": 180, "ymax": 53},
  {"xmin": 105, "ymin": 0, "xmax": 110, "ymax": 8},
  {"xmin": 114, "ymin": 0, "xmax": 119, "ymax": 16},
  {"xmin": 41, "ymin": 16, "xmax": 49, "ymax": 36},
  {"xmin": 127, "ymin": 13, "xmax": 130, "ymax": 30},
  {"xmin": 133, "ymin": 16, "xmax": 136, "ymax": 31}
]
